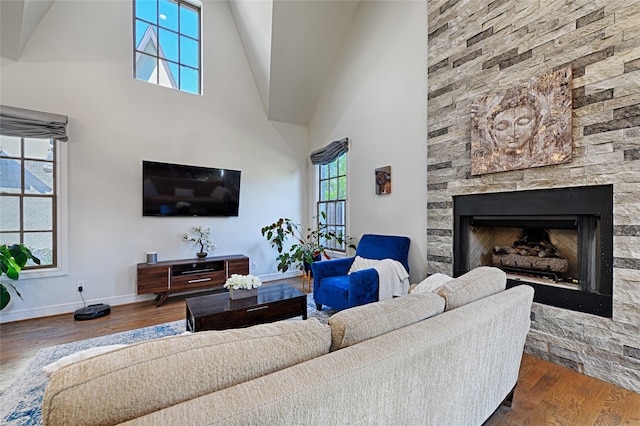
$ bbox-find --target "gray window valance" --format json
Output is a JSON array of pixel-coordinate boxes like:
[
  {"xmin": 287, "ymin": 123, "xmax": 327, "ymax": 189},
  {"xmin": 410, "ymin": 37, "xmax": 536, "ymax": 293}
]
[
  {"xmin": 0, "ymin": 105, "xmax": 68, "ymax": 141},
  {"xmin": 309, "ymin": 137, "xmax": 349, "ymax": 165}
]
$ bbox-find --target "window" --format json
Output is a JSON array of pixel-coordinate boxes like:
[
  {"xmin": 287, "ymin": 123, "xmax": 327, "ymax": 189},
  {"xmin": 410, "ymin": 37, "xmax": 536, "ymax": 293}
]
[
  {"xmin": 317, "ymin": 153, "xmax": 347, "ymax": 251},
  {"xmin": 134, "ymin": 0, "xmax": 201, "ymax": 94},
  {"xmin": 0, "ymin": 136, "xmax": 59, "ymax": 270}
]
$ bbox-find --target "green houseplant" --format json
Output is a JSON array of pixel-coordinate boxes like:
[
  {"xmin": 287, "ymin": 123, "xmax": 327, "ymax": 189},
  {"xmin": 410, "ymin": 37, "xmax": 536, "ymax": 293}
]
[
  {"xmin": 261, "ymin": 212, "xmax": 355, "ymax": 273},
  {"xmin": 1, "ymin": 244, "xmax": 41, "ymax": 310}
]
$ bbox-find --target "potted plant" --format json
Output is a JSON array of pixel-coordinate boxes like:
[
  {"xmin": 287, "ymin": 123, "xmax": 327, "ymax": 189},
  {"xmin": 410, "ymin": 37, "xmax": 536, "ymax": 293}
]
[
  {"xmin": 261, "ymin": 212, "xmax": 355, "ymax": 273},
  {"xmin": 182, "ymin": 226, "xmax": 216, "ymax": 259},
  {"xmin": 1, "ymin": 244, "xmax": 41, "ymax": 310}
]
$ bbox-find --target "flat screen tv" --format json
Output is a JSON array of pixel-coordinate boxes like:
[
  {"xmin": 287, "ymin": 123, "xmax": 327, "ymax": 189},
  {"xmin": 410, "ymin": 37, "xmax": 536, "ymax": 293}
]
[{"xmin": 143, "ymin": 161, "xmax": 241, "ymax": 217}]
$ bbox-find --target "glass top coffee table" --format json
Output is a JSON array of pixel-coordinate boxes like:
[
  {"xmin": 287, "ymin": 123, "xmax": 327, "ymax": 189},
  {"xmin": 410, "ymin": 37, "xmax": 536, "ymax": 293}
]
[{"xmin": 185, "ymin": 283, "xmax": 307, "ymax": 332}]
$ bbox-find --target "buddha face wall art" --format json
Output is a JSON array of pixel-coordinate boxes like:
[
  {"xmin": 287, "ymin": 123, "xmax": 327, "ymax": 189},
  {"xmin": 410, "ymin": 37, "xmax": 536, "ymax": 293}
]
[{"xmin": 470, "ymin": 67, "xmax": 573, "ymax": 175}]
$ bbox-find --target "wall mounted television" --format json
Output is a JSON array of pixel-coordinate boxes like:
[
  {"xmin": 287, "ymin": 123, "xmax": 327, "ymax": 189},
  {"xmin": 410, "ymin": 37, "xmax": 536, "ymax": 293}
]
[{"xmin": 142, "ymin": 160, "xmax": 241, "ymax": 217}]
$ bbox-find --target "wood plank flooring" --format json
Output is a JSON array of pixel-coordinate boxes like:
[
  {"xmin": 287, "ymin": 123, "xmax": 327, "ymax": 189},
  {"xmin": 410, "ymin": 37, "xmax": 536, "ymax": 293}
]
[
  {"xmin": 1, "ymin": 278, "xmax": 639, "ymax": 425},
  {"xmin": 484, "ymin": 354, "xmax": 640, "ymax": 425}
]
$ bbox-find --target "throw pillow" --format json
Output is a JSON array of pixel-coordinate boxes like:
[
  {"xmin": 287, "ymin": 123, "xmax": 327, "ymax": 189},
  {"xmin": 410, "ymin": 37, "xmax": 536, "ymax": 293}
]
[
  {"xmin": 348, "ymin": 255, "xmax": 379, "ymax": 274},
  {"xmin": 328, "ymin": 292, "xmax": 445, "ymax": 351},
  {"xmin": 437, "ymin": 266, "xmax": 506, "ymax": 311},
  {"xmin": 42, "ymin": 318, "xmax": 331, "ymax": 426},
  {"xmin": 42, "ymin": 344, "xmax": 128, "ymax": 378},
  {"xmin": 410, "ymin": 273, "xmax": 452, "ymax": 294}
]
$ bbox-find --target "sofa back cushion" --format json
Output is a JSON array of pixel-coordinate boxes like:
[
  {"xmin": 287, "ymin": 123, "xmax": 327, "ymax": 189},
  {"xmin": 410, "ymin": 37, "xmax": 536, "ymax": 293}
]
[
  {"xmin": 437, "ymin": 266, "xmax": 506, "ymax": 310},
  {"xmin": 42, "ymin": 318, "xmax": 331, "ymax": 426},
  {"xmin": 328, "ymin": 292, "xmax": 445, "ymax": 351}
]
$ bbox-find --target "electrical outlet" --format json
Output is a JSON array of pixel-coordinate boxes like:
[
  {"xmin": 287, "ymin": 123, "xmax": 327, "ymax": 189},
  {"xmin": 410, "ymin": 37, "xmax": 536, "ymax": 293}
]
[
  {"xmin": 251, "ymin": 262, "xmax": 257, "ymax": 270},
  {"xmin": 77, "ymin": 280, "xmax": 85, "ymax": 293}
]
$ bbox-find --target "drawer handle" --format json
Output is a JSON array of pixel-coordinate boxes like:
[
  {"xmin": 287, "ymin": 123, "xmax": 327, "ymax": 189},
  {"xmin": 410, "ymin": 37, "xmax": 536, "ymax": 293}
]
[
  {"xmin": 181, "ymin": 268, "xmax": 215, "ymax": 275},
  {"xmin": 247, "ymin": 305, "xmax": 269, "ymax": 312},
  {"xmin": 188, "ymin": 278, "xmax": 212, "ymax": 284}
]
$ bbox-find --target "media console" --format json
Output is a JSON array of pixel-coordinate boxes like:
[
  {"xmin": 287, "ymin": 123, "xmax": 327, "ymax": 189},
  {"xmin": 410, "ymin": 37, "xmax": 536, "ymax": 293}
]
[{"xmin": 137, "ymin": 254, "xmax": 249, "ymax": 306}]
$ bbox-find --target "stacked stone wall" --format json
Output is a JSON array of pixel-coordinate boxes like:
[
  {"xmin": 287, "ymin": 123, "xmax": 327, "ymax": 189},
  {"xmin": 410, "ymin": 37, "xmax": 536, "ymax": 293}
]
[{"xmin": 427, "ymin": 0, "xmax": 639, "ymax": 392}]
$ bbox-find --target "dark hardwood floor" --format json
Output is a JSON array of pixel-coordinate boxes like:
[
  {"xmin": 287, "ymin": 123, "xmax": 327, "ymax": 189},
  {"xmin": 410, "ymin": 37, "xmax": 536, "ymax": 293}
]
[{"xmin": 1, "ymin": 278, "xmax": 639, "ymax": 424}]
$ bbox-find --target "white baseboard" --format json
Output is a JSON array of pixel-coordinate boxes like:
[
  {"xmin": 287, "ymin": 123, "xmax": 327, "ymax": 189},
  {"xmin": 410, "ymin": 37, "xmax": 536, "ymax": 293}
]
[
  {"xmin": 0, "ymin": 271, "xmax": 302, "ymax": 323},
  {"xmin": 260, "ymin": 270, "xmax": 302, "ymax": 282},
  {"xmin": 0, "ymin": 293, "xmax": 156, "ymax": 324}
]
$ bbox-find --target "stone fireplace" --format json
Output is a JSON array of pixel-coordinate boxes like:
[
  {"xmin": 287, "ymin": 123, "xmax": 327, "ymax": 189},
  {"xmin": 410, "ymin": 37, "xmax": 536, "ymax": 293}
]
[
  {"xmin": 453, "ymin": 185, "xmax": 613, "ymax": 317},
  {"xmin": 426, "ymin": 1, "xmax": 640, "ymax": 393}
]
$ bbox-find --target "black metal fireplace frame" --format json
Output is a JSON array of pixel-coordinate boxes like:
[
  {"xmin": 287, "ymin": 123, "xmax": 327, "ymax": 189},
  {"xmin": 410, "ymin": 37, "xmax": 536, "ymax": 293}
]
[{"xmin": 453, "ymin": 185, "xmax": 613, "ymax": 317}]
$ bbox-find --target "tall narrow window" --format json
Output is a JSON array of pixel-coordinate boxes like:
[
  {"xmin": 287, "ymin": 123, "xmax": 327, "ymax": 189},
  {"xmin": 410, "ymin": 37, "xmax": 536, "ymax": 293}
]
[
  {"xmin": 317, "ymin": 153, "xmax": 347, "ymax": 251},
  {"xmin": 0, "ymin": 136, "xmax": 57, "ymax": 269},
  {"xmin": 134, "ymin": 0, "xmax": 201, "ymax": 94}
]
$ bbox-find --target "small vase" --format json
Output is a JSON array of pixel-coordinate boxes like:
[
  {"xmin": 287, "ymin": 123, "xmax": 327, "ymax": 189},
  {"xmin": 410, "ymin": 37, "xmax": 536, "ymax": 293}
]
[
  {"xmin": 196, "ymin": 252, "xmax": 207, "ymax": 259},
  {"xmin": 229, "ymin": 287, "xmax": 258, "ymax": 300}
]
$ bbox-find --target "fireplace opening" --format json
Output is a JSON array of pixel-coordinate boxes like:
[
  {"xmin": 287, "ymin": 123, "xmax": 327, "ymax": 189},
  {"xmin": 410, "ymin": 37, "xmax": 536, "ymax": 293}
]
[
  {"xmin": 492, "ymin": 228, "xmax": 572, "ymax": 285},
  {"xmin": 454, "ymin": 185, "xmax": 613, "ymax": 317}
]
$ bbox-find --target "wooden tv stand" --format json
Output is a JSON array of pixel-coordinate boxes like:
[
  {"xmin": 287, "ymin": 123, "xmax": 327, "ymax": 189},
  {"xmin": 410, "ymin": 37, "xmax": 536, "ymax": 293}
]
[{"xmin": 137, "ymin": 254, "xmax": 249, "ymax": 306}]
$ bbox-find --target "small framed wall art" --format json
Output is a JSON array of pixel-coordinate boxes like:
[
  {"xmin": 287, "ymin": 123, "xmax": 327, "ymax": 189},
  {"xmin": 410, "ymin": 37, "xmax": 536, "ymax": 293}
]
[{"xmin": 375, "ymin": 166, "xmax": 391, "ymax": 195}]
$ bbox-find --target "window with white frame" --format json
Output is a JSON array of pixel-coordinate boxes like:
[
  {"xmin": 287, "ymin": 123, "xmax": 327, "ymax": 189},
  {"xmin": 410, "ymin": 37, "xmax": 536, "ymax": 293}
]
[
  {"xmin": 317, "ymin": 153, "xmax": 348, "ymax": 251},
  {"xmin": 134, "ymin": 0, "xmax": 201, "ymax": 94},
  {"xmin": 0, "ymin": 136, "xmax": 58, "ymax": 269}
]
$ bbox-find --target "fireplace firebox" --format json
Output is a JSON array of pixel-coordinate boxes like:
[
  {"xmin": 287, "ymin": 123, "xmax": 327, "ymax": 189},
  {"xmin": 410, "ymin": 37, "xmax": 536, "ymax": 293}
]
[{"xmin": 453, "ymin": 185, "xmax": 613, "ymax": 317}]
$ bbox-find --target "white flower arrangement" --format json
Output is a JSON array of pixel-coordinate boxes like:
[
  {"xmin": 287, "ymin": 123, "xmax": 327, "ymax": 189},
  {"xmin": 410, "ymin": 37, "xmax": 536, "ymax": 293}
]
[
  {"xmin": 224, "ymin": 274, "xmax": 262, "ymax": 290},
  {"xmin": 182, "ymin": 226, "xmax": 216, "ymax": 254}
]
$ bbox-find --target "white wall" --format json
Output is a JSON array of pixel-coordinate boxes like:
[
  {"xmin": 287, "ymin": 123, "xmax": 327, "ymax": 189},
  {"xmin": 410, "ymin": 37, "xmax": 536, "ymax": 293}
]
[
  {"xmin": 308, "ymin": 1, "xmax": 428, "ymax": 282},
  {"xmin": 0, "ymin": 1, "xmax": 306, "ymax": 322},
  {"xmin": 0, "ymin": 0, "xmax": 429, "ymax": 322}
]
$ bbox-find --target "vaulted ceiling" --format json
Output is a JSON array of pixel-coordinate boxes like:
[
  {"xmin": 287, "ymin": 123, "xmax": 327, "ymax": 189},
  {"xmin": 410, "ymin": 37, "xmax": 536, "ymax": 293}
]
[
  {"xmin": 0, "ymin": 0, "xmax": 55, "ymax": 61},
  {"xmin": 0, "ymin": 0, "xmax": 359, "ymax": 126}
]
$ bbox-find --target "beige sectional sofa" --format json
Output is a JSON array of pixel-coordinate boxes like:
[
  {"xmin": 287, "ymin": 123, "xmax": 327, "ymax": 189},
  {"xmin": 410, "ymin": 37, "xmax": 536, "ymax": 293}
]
[{"xmin": 42, "ymin": 267, "xmax": 534, "ymax": 425}]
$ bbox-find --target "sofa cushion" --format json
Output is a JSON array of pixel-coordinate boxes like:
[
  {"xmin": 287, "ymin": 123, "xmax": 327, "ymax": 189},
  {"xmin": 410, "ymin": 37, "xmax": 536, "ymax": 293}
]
[
  {"xmin": 42, "ymin": 318, "xmax": 331, "ymax": 426},
  {"xmin": 327, "ymin": 292, "xmax": 445, "ymax": 351},
  {"xmin": 437, "ymin": 266, "xmax": 506, "ymax": 311}
]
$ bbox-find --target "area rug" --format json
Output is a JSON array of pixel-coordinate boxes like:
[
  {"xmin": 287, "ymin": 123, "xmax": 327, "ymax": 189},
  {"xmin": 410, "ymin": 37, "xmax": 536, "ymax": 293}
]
[{"xmin": 0, "ymin": 294, "xmax": 334, "ymax": 426}]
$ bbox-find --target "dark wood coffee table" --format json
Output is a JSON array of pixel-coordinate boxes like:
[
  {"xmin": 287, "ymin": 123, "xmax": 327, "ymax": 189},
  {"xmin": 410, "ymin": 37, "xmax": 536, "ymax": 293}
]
[{"xmin": 185, "ymin": 284, "xmax": 307, "ymax": 332}]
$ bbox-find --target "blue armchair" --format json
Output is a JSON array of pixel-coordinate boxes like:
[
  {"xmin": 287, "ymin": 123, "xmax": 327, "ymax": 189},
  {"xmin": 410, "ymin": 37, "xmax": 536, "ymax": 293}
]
[{"xmin": 312, "ymin": 234, "xmax": 411, "ymax": 311}]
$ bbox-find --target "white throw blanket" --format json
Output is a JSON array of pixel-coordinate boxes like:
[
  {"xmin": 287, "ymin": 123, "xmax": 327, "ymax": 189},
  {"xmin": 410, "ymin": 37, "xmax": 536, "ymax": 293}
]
[{"xmin": 373, "ymin": 259, "xmax": 410, "ymax": 300}]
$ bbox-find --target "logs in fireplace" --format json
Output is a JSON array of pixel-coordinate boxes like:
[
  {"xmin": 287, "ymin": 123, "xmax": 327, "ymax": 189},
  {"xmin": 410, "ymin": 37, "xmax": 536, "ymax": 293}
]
[
  {"xmin": 453, "ymin": 185, "xmax": 613, "ymax": 317},
  {"xmin": 493, "ymin": 244, "xmax": 568, "ymax": 280},
  {"xmin": 490, "ymin": 227, "xmax": 570, "ymax": 283}
]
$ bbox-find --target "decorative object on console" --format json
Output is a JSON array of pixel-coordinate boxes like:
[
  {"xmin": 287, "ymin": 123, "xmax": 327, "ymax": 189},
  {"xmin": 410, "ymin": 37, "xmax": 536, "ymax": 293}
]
[
  {"xmin": 146, "ymin": 252, "xmax": 157, "ymax": 264},
  {"xmin": 470, "ymin": 66, "xmax": 572, "ymax": 175},
  {"xmin": 224, "ymin": 274, "xmax": 261, "ymax": 299},
  {"xmin": 0, "ymin": 243, "xmax": 41, "ymax": 310},
  {"xmin": 375, "ymin": 166, "xmax": 391, "ymax": 195},
  {"xmin": 182, "ymin": 225, "xmax": 215, "ymax": 259},
  {"xmin": 260, "ymin": 212, "xmax": 355, "ymax": 273}
]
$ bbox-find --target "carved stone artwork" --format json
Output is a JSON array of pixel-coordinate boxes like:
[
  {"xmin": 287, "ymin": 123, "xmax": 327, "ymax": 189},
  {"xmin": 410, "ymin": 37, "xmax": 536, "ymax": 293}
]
[{"xmin": 471, "ymin": 67, "xmax": 573, "ymax": 175}]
